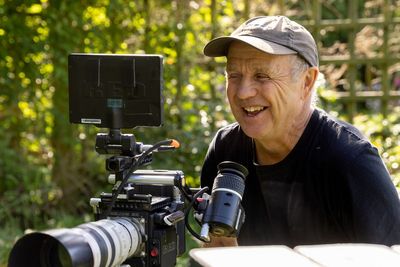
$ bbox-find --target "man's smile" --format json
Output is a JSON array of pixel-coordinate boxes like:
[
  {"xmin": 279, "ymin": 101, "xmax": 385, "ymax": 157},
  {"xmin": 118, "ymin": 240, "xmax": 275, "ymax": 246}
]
[{"xmin": 243, "ymin": 106, "xmax": 267, "ymax": 116}]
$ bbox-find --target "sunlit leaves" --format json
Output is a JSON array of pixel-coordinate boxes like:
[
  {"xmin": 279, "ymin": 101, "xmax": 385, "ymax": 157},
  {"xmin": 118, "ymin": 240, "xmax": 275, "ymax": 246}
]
[
  {"xmin": 26, "ymin": 3, "xmax": 42, "ymax": 14},
  {"xmin": 18, "ymin": 101, "xmax": 36, "ymax": 120},
  {"xmin": 83, "ymin": 6, "xmax": 110, "ymax": 28},
  {"xmin": 39, "ymin": 63, "xmax": 53, "ymax": 75}
]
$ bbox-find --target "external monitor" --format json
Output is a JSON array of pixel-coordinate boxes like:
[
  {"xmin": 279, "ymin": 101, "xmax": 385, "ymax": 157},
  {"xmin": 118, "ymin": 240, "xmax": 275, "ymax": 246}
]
[{"xmin": 68, "ymin": 53, "xmax": 163, "ymax": 129}]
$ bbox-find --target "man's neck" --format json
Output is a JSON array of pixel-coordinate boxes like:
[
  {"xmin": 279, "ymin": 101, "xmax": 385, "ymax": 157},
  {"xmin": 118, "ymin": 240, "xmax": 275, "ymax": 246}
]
[{"xmin": 254, "ymin": 107, "xmax": 314, "ymax": 165}]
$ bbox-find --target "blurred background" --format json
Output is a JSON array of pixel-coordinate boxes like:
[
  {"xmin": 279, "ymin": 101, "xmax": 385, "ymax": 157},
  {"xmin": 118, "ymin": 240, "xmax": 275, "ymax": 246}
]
[{"xmin": 0, "ymin": 0, "xmax": 399, "ymax": 265}]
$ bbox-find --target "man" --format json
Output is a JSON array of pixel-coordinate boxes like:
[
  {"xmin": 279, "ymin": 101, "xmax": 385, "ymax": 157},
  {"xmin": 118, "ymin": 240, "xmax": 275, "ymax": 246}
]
[{"xmin": 200, "ymin": 15, "xmax": 400, "ymax": 247}]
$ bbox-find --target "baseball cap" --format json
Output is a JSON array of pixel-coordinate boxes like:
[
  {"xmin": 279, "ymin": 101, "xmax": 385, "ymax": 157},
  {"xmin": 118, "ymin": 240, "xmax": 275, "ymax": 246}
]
[{"xmin": 203, "ymin": 16, "xmax": 319, "ymax": 67}]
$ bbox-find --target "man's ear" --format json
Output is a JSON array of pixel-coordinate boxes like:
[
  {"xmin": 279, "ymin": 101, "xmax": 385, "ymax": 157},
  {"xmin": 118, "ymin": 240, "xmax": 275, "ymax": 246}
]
[{"xmin": 302, "ymin": 67, "xmax": 319, "ymax": 99}]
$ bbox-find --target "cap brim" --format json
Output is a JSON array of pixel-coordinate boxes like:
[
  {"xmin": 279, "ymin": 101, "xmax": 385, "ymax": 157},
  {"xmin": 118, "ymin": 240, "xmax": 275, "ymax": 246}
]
[{"xmin": 203, "ymin": 35, "xmax": 297, "ymax": 57}]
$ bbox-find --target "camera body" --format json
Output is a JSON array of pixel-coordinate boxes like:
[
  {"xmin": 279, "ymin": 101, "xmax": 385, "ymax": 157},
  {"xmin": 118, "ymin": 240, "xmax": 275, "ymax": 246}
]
[
  {"xmin": 91, "ymin": 170, "xmax": 186, "ymax": 267},
  {"xmin": 94, "ymin": 170, "xmax": 185, "ymax": 266},
  {"xmin": 7, "ymin": 170, "xmax": 187, "ymax": 267}
]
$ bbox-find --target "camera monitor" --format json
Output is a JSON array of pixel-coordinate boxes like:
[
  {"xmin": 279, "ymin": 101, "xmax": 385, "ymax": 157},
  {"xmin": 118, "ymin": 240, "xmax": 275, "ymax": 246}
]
[{"xmin": 68, "ymin": 53, "xmax": 163, "ymax": 129}]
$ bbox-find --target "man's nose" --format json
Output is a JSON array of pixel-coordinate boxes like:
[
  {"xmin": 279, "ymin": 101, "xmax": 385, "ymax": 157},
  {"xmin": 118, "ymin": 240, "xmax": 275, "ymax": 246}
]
[{"xmin": 236, "ymin": 77, "xmax": 257, "ymax": 99}]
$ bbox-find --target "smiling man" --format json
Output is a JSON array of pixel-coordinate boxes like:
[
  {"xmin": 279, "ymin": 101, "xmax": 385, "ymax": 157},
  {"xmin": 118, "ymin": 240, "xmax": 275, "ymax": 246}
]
[{"xmin": 200, "ymin": 16, "xmax": 400, "ymax": 247}]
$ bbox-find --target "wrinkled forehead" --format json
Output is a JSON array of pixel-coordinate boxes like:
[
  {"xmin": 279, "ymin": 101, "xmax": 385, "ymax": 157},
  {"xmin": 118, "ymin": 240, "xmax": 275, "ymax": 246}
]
[{"xmin": 226, "ymin": 57, "xmax": 269, "ymax": 70}]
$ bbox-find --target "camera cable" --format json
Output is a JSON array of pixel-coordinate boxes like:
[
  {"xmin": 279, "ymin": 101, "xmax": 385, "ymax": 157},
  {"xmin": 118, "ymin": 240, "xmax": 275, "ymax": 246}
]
[{"xmin": 184, "ymin": 186, "xmax": 210, "ymax": 242}]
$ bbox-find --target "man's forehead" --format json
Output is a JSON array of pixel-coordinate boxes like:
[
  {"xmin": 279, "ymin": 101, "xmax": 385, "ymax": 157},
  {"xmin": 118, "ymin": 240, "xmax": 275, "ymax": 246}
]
[{"xmin": 227, "ymin": 57, "xmax": 269, "ymax": 68}]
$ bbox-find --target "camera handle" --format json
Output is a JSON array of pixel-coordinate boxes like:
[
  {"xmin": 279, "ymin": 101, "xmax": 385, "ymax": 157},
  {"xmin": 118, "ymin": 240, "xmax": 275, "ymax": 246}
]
[{"xmin": 95, "ymin": 129, "xmax": 142, "ymax": 157}]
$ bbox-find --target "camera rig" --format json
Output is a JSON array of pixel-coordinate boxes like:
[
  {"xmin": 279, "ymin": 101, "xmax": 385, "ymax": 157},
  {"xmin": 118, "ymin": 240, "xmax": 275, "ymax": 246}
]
[{"xmin": 8, "ymin": 54, "xmax": 248, "ymax": 267}]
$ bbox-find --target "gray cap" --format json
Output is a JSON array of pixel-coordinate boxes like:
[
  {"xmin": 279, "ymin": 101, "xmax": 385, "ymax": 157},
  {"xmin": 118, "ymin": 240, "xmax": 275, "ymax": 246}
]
[{"xmin": 203, "ymin": 16, "xmax": 319, "ymax": 67}]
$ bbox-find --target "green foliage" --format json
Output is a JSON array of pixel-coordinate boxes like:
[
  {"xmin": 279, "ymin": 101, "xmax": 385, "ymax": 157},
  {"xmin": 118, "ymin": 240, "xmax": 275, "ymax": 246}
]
[{"xmin": 1, "ymin": 0, "xmax": 399, "ymax": 265}]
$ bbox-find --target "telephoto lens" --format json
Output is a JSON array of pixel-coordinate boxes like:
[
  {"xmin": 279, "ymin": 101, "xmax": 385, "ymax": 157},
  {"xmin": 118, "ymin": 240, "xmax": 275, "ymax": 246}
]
[
  {"xmin": 8, "ymin": 218, "xmax": 144, "ymax": 267},
  {"xmin": 201, "ymin": 161, "xmax": 248, "ymax": 239}
]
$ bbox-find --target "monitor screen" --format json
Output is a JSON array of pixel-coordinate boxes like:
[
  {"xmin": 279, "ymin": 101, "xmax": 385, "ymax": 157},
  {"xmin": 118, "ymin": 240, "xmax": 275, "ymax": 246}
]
[{"xmin": 68, "ymin": 53, "xmax": 163, "ymax": 129}]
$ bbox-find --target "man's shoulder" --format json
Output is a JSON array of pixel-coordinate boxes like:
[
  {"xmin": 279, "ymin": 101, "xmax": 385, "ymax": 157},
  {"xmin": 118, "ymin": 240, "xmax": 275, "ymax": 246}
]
[
  {"xmin": 212, "ymin": 122, "xmax": 252, "ymax": 161},
  {"xmin": 213, "ymin": 122, "xmax": 248, "ymax": 143},
  {"xmin": 316, "ymin": 109, "xmax": 366, "ymax": 141},
  {"xmin": 215, "ymin": 122, "xmax": 241, "ymax": 136},
  {"xmin": 314, "ymin": 109, "xmax": 375, "ymax": 163}
]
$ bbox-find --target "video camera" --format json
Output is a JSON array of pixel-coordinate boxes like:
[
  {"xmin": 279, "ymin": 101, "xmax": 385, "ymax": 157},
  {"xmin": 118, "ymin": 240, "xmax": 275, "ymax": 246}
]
[{"xmin": 8, "ymin": 54, "xmax": 248, "ymax": 267}]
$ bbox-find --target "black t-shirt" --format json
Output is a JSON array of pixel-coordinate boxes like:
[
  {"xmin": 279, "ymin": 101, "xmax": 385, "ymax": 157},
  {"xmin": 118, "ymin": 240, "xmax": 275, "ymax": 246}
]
[{"xmin": 201, "ymin": 108, "xmax": 400, "ymax": 247}]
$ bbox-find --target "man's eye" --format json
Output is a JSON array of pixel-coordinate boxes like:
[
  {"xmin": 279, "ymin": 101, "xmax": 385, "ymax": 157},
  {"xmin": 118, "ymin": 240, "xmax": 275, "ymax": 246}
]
[
  {"xmin": 255, "ymin": 73, "xmax": 270, "ymax": 80},
  {"xmin": 227, "ymin": 73, "xmax": 241, "ymax": 79}
]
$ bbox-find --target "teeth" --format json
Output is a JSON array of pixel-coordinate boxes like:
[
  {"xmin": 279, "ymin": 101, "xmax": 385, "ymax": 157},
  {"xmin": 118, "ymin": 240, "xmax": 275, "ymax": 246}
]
[{"xmin": 244, "ymin": 106, "xmax": 265, "ymax": 112}]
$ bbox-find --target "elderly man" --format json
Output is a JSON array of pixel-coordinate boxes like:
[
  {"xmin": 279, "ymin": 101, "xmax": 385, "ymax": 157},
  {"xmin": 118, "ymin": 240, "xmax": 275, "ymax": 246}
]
[{"xmin": 200, "ymin": 16, "xmax": 400, "ymax": 247}]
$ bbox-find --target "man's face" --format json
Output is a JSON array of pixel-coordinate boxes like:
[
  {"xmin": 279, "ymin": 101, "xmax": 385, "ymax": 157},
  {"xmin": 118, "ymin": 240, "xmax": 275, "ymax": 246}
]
[{"xmin": 226, "ymin": 41, "xmax": 309, "ymax": 143}]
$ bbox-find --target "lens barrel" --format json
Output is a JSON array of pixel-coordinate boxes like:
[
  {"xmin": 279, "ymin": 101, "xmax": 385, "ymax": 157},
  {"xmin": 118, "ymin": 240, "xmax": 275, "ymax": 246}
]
[
  {"xmin": 202, "ymin": 161, "xmax": 248, "ymax": 237},
  {"xmin": 8, "ymin": 218, "xmax": 143, "ymax": 267}
]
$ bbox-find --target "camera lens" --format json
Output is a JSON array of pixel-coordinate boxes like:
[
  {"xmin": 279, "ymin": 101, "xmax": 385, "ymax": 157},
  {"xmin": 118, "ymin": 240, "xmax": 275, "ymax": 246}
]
[
  {"xmin": 40, "ymin": 238, "xmax": 72, "ymax": 267},
  {"xmin": 8, "ymin": 218, "xmax": 143, "ymax": 267}
]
